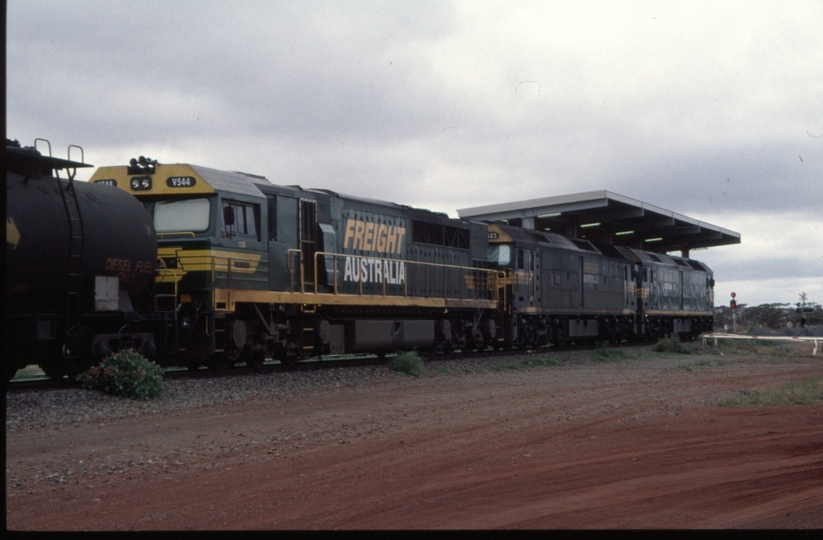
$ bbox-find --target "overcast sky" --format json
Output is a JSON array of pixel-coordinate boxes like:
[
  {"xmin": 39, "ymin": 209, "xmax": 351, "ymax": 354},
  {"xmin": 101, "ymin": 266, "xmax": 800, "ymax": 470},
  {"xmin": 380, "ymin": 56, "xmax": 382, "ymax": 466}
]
[{"xmin": 8, "ymin": 0, "xmax": 822, "ymax": 308}]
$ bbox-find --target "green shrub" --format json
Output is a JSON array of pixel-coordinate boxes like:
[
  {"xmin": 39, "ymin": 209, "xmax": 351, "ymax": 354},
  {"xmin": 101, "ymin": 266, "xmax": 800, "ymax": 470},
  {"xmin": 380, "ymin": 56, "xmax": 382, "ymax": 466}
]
[
  {"xmin": 78, "ymin": 350, "xmax": 164, "ymax": 399},
  {"xmin": 653, "ymin": 335, "xmax": 686, "ymax": 354},
  {"xmin": 591, "ymin": 346, "xmax": 627, "ymax": 362},
  {"xmin": 388, "ymin": 351, "xmax": 424, "ymax": 377}
]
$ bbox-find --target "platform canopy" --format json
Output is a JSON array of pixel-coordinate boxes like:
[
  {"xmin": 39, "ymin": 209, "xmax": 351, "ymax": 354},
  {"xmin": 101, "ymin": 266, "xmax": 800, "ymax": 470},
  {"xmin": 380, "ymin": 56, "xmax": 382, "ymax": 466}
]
[{"xmin": 457, "ymin": 190, "xmax": 740, "ymax": 258}]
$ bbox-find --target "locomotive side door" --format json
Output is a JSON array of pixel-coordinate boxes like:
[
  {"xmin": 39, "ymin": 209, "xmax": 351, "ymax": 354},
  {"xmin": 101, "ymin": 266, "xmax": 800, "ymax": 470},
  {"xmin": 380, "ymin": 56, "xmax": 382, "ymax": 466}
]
[
  {"xmin": 299, "ymin": 199, "xmax": 318, "ymax": 290},
  {"xmin": 514, "ymin": 248, "xmax": 535, "ymax": 305},
  {"xmin": 266, "ymin": 194, "xmax": 289, "ymax": 291},
  {"xmin": 625, "ymin": 265, "xmax": 635, "ymax": 309}
]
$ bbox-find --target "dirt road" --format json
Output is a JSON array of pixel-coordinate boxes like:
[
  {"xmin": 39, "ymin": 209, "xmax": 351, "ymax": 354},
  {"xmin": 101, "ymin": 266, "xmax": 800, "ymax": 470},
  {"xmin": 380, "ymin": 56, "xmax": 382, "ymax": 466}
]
[{"xmin": 6, "ymin": 351, "xmax": 823, "ymax": 529}]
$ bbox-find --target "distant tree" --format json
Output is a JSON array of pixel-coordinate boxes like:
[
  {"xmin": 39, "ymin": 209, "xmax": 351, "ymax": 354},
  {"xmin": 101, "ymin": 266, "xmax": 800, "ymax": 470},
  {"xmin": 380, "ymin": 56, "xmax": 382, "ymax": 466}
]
[
  {"xmin": 796, "ymin": 302, "xmax": 822, "ymax": 326},
  {"xmin": 714, "ymin": 301, "xmax": 821, "ymax": 333},
  {"xmin": 714, "ymin": 305, "xmax": 732, "ymax": 330},
  {"xmin": 744, "ymin": 303, "xmax": 791, "ymax": 330},
  {"xmin": 714, "ymin": 304, "xmax": 748, "ymax": 331}
]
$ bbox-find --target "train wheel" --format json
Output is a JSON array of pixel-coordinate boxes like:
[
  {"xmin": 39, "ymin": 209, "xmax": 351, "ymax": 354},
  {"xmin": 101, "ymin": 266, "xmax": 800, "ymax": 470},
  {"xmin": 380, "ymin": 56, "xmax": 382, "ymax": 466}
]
[
  {"xmin": 7, "ymin": 363, "xmax": 23, "ymax": 382},
  {"xmin": 185, "ymin": 356, "xmax": 205, "ymax": 371},
  {"xmin": 63, "ymin": 327, "xmax": 95, "ymax": 378},
  {"xmin": 274, "ymin": 344, "xmax": 298, "ymax": 366},
  {"xmin": 208, "ymin": 353, "xmax": 235, "ymax": 370},
  {"xmin": 245, "ymin": 350, "xmax": 265, "ymax": 368},
  {"xmin": 39, "ymin": 359, "xmax": 65, "ymax": 379},
  {"xmin": 279, "ymin": 355, "xmax": 298, "ymax": 367}
]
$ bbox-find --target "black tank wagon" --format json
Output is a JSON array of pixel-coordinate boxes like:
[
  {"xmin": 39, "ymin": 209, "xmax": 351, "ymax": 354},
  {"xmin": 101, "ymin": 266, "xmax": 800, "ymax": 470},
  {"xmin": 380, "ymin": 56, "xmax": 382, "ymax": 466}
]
[{"xmin": 6, "ymin": 141, "xmax": 158, "ymax": 379}]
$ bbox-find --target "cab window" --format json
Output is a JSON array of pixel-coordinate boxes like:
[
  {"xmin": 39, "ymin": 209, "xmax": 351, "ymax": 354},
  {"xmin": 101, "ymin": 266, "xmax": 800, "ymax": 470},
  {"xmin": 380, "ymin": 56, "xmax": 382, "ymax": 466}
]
[{"xmin": 223, "ymin": 200, "xmax": 260, "ymax": 240}]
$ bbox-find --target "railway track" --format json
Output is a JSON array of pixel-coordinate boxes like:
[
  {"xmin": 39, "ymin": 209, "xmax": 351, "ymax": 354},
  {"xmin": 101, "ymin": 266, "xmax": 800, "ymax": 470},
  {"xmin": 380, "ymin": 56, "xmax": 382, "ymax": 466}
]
[{"xmin": 6, "ymin": 340, "xmax": 654, "ymax": 393}]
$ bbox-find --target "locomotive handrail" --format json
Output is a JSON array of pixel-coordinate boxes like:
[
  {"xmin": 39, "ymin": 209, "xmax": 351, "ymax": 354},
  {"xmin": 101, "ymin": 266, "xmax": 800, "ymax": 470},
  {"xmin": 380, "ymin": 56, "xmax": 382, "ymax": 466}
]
[
  {"xmin": 197, "ymin": 249, "xmax": 498, "ymax": 301},
  {"xmin": 157, "ymin": 231, "xmax": 196, "ymax": 238},
  {"xmin": 498, "ymin": 270, "xmax": 510, "ymax": 312},
  {"xmin": 154, "ymin": 258, "xmax": 179, "ymax": 310},
  {"xmin": 286, "ymin": 249, "xmax": 305, "ymax": 293},
  {"xmin": 210, "ymin": 256, "xmax": 236, "ymax": 285}
]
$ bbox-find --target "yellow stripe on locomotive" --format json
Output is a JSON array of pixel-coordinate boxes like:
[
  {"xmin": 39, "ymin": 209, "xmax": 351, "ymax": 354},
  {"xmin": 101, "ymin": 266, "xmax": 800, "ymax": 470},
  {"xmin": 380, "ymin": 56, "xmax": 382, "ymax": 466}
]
[{"xmin": 156, "ymin": 247, "xmax": 262, "ymax": 283}]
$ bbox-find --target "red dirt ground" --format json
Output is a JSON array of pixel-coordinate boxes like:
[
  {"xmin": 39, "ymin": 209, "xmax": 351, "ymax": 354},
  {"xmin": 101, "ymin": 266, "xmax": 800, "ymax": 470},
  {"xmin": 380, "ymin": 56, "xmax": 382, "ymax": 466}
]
[{"xmin": 6, "ymin": 352, "xmax": 823, "ymax": 530}]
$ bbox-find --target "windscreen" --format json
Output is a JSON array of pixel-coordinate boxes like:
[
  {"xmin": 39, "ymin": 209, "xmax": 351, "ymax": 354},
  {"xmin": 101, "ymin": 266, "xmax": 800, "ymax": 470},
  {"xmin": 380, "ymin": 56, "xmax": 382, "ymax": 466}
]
[
  {"xmin": 153, "ymin": 198, "xmax": 211, "ymax": 232},
  {"xmin": 487, "ymin": 244, "xmax": 512, "ymax": 267}
]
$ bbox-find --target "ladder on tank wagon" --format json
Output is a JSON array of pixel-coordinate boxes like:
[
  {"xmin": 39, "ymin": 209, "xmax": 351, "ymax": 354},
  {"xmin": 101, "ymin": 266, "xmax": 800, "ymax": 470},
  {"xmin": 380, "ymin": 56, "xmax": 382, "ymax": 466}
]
[{"xmin": 44, "ymin": 139, "xmax": 87, "ymax": 352}]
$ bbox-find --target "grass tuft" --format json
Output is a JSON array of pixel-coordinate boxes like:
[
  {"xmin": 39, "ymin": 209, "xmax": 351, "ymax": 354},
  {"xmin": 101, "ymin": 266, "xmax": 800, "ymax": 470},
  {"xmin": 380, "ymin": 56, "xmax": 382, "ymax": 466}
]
[
  {"xmin": 492, "ymin": 357, "xmax": 564, "ymax": 371},
  {"xmin": 653, "ymin": 336, "xmax": 688, "ymax": 354},
  {"xmin": 591, "ymin": 346, "xmax": 628, "ymax": 363},
  {"xmin": 676, "ymin": 359, "xmax": 726, "ymax": 371},
  {"xmin": 714, "ymin": 339, "xmax": 815, "ymax": 357},
  {"xmin": 718, "ymin": 376, "xmax": 823, "ymax": 406},
  {"xmin": 388, "ymin": 351, "xmax": 424, "ymax": 377}
]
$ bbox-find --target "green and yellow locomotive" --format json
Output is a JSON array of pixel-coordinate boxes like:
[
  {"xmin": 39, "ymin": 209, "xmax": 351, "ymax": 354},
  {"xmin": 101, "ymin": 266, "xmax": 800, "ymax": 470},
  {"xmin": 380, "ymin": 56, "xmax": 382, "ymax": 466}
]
[{"xmin": 90, "ymin": 159, "xmax": 500, "ymax": 370}]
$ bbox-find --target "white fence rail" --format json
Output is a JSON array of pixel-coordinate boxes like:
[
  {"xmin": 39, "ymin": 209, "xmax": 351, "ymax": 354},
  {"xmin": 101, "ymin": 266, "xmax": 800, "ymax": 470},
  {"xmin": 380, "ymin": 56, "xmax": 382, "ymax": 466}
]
[{"xmin": 702, "ymin": 332, "xmax": 820, "ymax": 356}]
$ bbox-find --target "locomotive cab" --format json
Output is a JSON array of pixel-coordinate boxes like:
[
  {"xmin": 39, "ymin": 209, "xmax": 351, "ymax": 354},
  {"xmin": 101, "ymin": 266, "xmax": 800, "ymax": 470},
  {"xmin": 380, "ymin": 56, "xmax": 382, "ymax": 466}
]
[
  {"xmin": 627, "ymin": 249, "xmax": 714, "ymax": 340},
  {"xmin": 90, "ymin": 161, "xmax": 275, "ymax": 368}
]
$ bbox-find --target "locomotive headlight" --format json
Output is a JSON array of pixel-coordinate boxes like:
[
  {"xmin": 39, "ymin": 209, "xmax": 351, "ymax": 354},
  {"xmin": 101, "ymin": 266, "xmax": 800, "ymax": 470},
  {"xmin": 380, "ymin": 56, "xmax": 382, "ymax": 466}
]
[{"xmin": 130, "ymin": 176, "xmax": 152, "ymax": 191}]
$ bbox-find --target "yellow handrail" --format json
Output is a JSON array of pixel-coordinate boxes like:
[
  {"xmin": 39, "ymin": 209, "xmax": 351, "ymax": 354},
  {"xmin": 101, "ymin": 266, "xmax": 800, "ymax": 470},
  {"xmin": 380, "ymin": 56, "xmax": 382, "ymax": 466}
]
[
  {"xmin": 157, "ymin": 231, "xmax": 196, "ymax": 238},
  {"xmin": 154, "ymin": 257, "xmax": 179, "ymax": 310},
  {"xmin": 286, "ymin": 249, "xmax": 304, "ymax": 293},
  {"xmin": 194, "ymin": 250, "xmax": 500, "ymax": 302}
]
